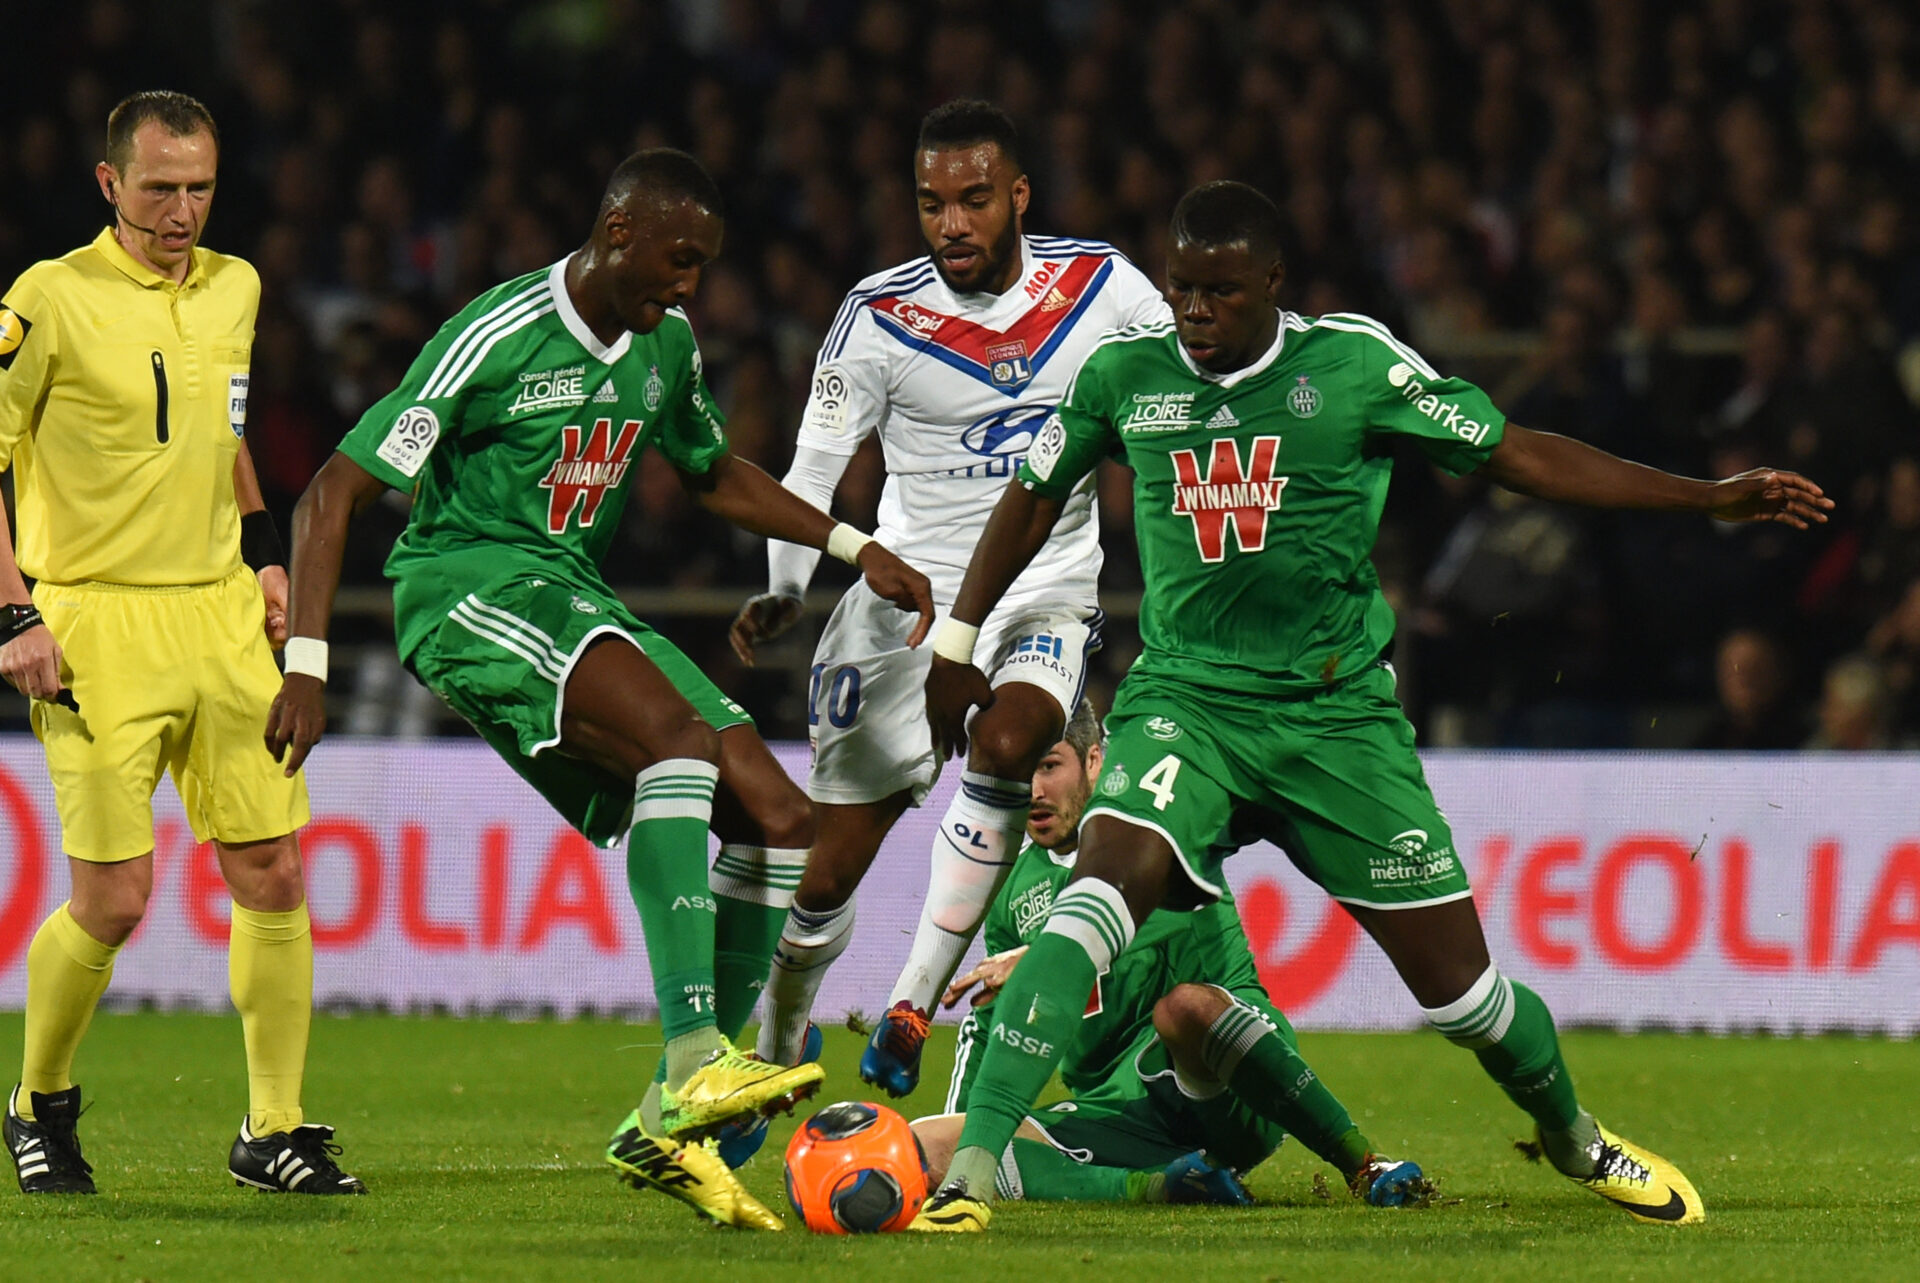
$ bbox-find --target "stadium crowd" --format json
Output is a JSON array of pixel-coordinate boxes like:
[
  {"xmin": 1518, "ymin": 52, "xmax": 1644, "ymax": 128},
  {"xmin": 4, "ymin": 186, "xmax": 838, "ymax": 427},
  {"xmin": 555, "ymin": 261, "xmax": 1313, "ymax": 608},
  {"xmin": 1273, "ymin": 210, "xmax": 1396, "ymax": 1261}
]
[{"xmin": 3, "ymin": 0, "xmax": 1917, "ymax": 746}]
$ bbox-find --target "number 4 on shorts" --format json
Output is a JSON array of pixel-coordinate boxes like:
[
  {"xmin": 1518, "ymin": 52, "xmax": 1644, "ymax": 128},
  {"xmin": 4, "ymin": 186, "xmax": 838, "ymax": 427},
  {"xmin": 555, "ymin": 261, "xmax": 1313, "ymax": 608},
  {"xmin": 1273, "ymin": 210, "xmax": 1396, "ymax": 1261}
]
[{"xmin": 1140, "ymin": 754, "xmax": 1181, "ymax": 810}]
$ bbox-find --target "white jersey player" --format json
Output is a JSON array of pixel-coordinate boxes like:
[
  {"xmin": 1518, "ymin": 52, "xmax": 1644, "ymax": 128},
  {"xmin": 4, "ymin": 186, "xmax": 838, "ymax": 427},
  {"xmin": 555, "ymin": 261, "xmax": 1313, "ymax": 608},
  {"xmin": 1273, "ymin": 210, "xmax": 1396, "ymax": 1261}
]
[{"xmin": 730, "ymin": 101, "xmax": 1169, "ymax": 1094}]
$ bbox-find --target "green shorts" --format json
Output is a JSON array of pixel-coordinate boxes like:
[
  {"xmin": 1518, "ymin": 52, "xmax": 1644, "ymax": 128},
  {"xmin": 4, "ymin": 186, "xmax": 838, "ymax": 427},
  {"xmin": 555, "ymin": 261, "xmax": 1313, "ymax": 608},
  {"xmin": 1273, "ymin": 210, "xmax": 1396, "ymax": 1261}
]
[
  {"xmin": 1084, "ymin": 665, "xmax": 1469, "ymax": 910},
  {"xmin": 408, "ymin": 570, "xmax": 751, "ymax": 846},
  {"xmin": 1028, "ymin": 1024, "xmax": 1284, "ymax": 1174}
]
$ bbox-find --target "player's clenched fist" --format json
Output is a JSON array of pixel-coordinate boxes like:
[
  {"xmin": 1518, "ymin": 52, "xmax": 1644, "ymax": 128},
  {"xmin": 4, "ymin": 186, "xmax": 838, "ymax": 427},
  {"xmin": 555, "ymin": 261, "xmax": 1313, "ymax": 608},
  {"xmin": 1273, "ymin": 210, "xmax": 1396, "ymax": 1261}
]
[
  {"xmin": 0, "ymin": 618, "xmax": 65, "ymax": 702},
  {"xmin": 856, "ymin": 543, "xmax": 935, "ymax": 648},
  {"xmin": 265, "ymin": 674, "xmax": 327, "ymax": 777},
  {"xmin": 925, "ymin": 653, "xmax": 995, "ymax": 762}
]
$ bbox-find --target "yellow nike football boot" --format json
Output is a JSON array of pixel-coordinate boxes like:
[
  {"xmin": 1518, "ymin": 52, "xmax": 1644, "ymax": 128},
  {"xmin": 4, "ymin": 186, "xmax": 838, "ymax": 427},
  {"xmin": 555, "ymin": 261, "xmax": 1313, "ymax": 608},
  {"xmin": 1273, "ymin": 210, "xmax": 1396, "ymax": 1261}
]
[
  {"xmin": 658, "ymin": 1039, "xmax": 825, "ymax": 1141},
  {"xmin": 906, "ymin": 1181, "xmax": 993, "ymax": 1232},
  {"xmin": 1558, "ymin": 1122, "xmax": 1705, "ymax": 1225},
  {"xmin": 605, "ymin": 1110, "xmax": 784, "ymax": 1230}
]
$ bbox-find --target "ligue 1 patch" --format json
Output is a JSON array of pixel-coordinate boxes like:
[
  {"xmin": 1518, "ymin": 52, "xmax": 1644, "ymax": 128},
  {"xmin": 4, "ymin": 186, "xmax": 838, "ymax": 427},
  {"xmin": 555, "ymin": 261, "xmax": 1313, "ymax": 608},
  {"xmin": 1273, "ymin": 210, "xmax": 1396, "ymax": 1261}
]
[
  {"xmin": 806, "ymin": 366, "xmax": 850, "ymax": 435},
  {"xmin": 1027, "ymin": 413, "xmax": 1067, "ymax": 481},
  {"xmin": 1099, "ymin": 764, "xmax": 1130, "ymax": 796},
  {"xmin": 1288, "ymin": 375, "xmax": 1322, "ymax": 418},
  {"xmin": 0, "ymin": 307, "xmax": 31, "ymax": 370},
  {"xmin": 376, "ymin": 405, "xmax": 441, "ymax": 478},
  {"xmin": 1144, "ymin": 715, "xmax": 1183, "ymax": 742},
  {"xmin": 643, "ymin": 364, "xmax": 664, "ymax": 411},
  {"xmin": 228, "ymin": 372, "xmax": 250, "ymax": 437}
]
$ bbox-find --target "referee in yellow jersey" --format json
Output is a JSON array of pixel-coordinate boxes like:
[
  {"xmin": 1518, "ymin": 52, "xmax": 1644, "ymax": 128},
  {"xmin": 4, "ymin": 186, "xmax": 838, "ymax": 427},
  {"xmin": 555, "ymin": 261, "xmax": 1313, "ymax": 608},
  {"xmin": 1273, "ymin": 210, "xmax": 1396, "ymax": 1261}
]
[{"xmin": 0, "ymin": 92, "xmax": 362, "ymax": 1195}]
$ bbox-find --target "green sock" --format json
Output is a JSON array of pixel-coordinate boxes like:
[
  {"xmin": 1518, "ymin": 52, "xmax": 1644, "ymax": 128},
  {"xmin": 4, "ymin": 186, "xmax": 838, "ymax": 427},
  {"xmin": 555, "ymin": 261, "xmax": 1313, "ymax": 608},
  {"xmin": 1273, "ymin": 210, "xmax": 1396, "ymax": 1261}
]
[
  {"xmin": 1424, "ymin": 968, "xmax": 1587, "ymax": 1166},
  {"xmin": 1204, "ymin": 998, "xmax": 1371, "ymax": 1177},
  {"xmin": 710, "ymin": 845, "xmax": 807, "ymax": 1039},
  {"xmin": 625, "ymin": 759, "xmax": 721, "ymax": 1077},
  {"xmin": 951, "ymin": 879, "xmax": 1135, "ymax": 1196},
  {"xmin": 1000, "ymin": 1138, "xmax": 1136, "ymax": 1201}
]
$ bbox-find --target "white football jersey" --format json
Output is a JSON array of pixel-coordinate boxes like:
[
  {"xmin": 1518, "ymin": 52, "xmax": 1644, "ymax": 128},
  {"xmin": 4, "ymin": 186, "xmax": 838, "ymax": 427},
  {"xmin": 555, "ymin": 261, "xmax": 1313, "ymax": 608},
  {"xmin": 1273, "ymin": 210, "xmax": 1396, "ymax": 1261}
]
[{"xmin": 798, "ymin": 235, "xmax": 1171, "ymax": 608}]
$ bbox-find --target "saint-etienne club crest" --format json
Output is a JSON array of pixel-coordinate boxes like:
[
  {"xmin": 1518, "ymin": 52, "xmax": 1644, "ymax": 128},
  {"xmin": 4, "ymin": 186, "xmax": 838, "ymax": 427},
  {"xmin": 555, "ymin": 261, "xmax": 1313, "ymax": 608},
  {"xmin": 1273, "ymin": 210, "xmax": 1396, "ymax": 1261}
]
[
  {"xmin": 643, "ymin": 364, "xmax": 664, "ymax": 411},
  {"xmin": 1287, "ymin": 374, "xmax": 1322, "ymax": 418}
]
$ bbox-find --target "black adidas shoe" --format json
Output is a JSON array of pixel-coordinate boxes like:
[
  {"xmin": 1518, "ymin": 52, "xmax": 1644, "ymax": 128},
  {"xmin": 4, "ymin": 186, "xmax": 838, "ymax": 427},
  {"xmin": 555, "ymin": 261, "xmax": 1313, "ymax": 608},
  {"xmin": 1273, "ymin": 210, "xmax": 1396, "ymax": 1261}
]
[
  {"xmin": 5, "ymin": 1083, "xmax": 96, "ymax": 1194},
  {"xmin": 228, "ymin": 1118, "xmax": 366, "ymax": 1194}
]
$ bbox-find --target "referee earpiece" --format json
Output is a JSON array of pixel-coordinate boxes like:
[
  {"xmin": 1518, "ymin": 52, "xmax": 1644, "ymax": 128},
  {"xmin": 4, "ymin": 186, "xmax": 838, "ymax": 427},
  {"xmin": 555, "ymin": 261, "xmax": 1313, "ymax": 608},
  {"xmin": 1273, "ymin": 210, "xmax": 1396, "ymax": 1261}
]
[{"xmin": 108, "ymin": 176, "xmax": 162, "ymax": 237}]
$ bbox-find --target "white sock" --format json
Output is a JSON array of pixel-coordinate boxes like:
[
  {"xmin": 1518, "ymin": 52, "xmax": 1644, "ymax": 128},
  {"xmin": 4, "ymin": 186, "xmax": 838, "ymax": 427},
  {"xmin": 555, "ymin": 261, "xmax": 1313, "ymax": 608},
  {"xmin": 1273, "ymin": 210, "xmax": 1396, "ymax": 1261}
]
[
  {"xmin": 888, "ymin": 771, "xmax": 1029, "ymax": 1011},
  {"xmin": 755, "ymin": 897, "xmax": 855, "ymax": 1064}
]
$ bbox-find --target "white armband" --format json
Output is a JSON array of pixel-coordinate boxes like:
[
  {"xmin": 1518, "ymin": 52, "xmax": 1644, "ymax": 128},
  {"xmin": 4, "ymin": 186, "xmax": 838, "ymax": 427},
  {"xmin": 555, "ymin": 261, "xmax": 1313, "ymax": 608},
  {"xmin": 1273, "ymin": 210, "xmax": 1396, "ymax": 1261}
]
[
  {"xmin": 931, "ymin": 619, "xmax": 980, "ymax": 665},
  {"xmin": 827, "ymin": 523, "xmax": 875, "ymax": 565},
  {"xmin": 283, "ymin": 637, "xmax": 329, "ymax": 682}
]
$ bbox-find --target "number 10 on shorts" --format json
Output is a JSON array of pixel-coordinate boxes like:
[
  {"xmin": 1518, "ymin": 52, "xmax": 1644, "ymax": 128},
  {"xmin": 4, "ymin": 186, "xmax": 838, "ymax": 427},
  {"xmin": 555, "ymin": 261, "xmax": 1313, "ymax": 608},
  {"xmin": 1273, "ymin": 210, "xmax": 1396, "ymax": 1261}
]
[{"xmin": 808, "ymin": 663, "xmax": 863, "ymax": 729}]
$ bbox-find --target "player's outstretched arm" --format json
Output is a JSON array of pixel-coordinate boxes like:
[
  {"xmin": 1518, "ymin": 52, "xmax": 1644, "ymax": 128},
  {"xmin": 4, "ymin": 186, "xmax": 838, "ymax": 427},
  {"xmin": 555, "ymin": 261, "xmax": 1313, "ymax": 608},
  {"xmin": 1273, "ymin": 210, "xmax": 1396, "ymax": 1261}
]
[
  {"xmin": 264, "ymin": 452, "xmax": 392, "ymax": 776},
  {"xmin": 1483, "ymin": 423, "xmax": 1834, "ymax": 527},
  {"xmin": 686, "ymin": 450, "xmax": 934, "ymax": 647},
  {"xmin": 925, "ymin": 480, "xmax": 1067, "ymax": 760},
  {"xmin": 730, "ymin": 445, "xmax": 855, "ymax": 664}
]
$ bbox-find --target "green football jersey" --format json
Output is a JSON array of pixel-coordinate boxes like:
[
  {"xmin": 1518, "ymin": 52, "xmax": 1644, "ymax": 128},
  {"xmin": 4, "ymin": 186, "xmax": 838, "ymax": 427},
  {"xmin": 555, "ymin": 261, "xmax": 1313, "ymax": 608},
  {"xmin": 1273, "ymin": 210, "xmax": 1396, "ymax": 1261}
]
[
  {"xmin": 956, "ymin": 840, "xmax": 1260, "ymax": 1101},
  {"xmin": 337, "ymin": 260, "xmax": 728, "ymax": 661},
  {"xmin": 1019, "ymin": 312, "xmax": 1505, "ymax": 696}
]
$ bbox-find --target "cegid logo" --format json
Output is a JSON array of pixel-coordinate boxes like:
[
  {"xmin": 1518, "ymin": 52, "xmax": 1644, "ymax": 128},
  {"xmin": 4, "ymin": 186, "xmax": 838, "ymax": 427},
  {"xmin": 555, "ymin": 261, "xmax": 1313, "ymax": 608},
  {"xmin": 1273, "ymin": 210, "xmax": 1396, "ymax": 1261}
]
[{"xmin": 889, "ymin": 300, "xmax": 947, "ymax": 335}]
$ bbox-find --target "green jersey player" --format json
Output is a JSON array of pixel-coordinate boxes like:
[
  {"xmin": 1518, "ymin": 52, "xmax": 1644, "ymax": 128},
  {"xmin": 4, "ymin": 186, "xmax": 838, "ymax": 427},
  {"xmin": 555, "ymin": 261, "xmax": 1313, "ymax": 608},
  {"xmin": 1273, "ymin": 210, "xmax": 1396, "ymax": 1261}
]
[
  {"xmin": 912, "ymin": 701, "xmax": 1426, "ymax": 1209},
  {"xmin": 916, "ymin": 181, "xmax": 1831, "ymax": 1232},
  {"xmin": 266, "ymin": 150, "xmax": 933, "ymax": 1231}
]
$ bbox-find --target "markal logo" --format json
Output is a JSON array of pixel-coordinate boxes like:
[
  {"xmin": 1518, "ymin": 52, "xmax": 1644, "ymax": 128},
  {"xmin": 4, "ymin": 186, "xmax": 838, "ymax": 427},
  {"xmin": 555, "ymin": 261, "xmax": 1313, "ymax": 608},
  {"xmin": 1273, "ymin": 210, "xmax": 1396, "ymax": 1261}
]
[
  {"xmin": 1144, "ymin": 716, "xmax": 1183, "ymax": 742},
  {"xmin": 1388, "ymin": 828, "xmax": 1429, "ymax": 856},
  {"xmin": 1387, "ymin": 362, "xmax": 1490, "ymax": 446}
]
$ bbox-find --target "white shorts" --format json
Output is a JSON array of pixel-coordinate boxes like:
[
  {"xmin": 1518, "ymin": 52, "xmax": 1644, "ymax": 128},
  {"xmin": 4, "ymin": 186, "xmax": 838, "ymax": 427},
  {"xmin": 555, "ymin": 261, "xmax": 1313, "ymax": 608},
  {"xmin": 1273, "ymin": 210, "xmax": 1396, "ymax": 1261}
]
[{"xmin": 806, "ymin": 580, "xmax": 1102, "ymax": 806}]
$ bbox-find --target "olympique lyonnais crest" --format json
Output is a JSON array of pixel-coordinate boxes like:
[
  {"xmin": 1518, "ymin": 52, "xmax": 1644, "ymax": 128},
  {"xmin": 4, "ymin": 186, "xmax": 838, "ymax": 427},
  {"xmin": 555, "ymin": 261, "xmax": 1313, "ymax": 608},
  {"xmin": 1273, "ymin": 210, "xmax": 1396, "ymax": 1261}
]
[
  {"xmin": 1288, "ymin": 374, "xmax": 1322, "ymax": 418},
  {"xmin": 1169, "ymin": 435, "xmax": 1290, "ymax": 562},
  {"xmin": 986, "ymin": 339, "xmax": 1032, "ymax": 388},
  {"xmin": 539, "ymin": 417, "xmax": 642, "ymax": 532}
]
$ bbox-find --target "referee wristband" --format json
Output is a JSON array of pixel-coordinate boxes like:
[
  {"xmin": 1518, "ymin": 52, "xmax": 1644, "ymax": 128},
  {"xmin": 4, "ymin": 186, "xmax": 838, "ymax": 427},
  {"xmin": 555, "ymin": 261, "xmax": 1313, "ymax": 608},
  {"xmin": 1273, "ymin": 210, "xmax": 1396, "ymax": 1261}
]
[
  {"xmin": 931, "ymin": 619, "xmax": 980, "ymax": 665},
  {"xmin": 240, "ymin": 509, "xmax": 287, "ymax": 571},
  {"xmin": 283, "ymin": 637, "xmax": 328, "ymax": 683},
  {"xmin": 826, "ymin": 523, "xmax": 875, "ymax": 565}
]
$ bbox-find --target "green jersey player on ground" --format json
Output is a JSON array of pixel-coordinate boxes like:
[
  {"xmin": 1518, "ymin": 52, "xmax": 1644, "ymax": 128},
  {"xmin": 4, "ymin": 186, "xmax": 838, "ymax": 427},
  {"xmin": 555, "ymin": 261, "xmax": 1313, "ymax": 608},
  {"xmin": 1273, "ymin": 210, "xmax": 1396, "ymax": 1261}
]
[
  {"xmin": 911, "ymin": 701, "xmax": 1426, "ymax": 1210},
  {"xmin": 266, "ymin": 150, "xmax": 934, "ymax": 1231},
  {"xmin": 916, "ymin": 181, "xmax": 1832, "ymax": 1232}
]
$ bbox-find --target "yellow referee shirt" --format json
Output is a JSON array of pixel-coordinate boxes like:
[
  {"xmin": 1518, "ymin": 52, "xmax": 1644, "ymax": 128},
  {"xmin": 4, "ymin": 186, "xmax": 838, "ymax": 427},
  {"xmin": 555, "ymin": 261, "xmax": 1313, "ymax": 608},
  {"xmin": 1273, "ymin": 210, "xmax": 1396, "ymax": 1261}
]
[{"xmin": 0, "ymin": 227, "xmax": 256, "ymax": 586}]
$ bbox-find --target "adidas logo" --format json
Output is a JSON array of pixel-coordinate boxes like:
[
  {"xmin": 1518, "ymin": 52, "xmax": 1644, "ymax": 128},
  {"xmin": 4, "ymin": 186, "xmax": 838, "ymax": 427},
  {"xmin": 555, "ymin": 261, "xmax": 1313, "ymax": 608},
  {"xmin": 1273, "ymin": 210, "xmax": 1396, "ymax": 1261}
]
[
  {"xmin": 592, "ymin": 381, "xmax": 619, "ymax": 403},
  {"xmin": 1040, "ymin": 287, "xmax": 1073, "ymax": 313},
  {"xmin": 1206, "ymin": 405, "xmax": 1240, "ymax": 429}
]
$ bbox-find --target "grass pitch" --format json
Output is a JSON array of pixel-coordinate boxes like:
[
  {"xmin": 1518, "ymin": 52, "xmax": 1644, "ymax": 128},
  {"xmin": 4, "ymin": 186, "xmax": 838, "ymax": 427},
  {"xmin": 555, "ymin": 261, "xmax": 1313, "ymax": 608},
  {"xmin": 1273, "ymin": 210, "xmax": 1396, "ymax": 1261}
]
[{"xmin": 0, "ymin": 1013, "xmax": 1912, "ymax": 1281}]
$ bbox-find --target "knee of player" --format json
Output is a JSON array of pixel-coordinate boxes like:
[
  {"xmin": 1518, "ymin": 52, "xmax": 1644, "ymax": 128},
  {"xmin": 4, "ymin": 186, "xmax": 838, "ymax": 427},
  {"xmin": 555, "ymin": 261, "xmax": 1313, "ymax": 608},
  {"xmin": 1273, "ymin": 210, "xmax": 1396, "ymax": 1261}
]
[
  {"xmin": 620, "ymin": 716, "xmax": 722, "ymax": 777},
  {"xmin": 76, "ymin": 882, "xmax": 152, "ymax": 946},
  {"xmin": 759, "ymin": 786, "xmax": 816, "ymax": 851},
  {"xmin": 965, "ymin": 706, "xmax": 1052, "ymax": 779},
  {"xmin": 1152, "ymin": 983, "xmax": 1228, "ymax": 1051}
]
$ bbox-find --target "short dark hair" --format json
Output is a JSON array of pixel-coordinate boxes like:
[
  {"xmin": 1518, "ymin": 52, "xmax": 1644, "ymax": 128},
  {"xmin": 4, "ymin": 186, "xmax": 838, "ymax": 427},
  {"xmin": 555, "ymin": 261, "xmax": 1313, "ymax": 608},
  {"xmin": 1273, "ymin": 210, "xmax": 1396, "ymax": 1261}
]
[
  {"xmin": 601, "ymin": 148, "xmax": 723, "ymax": 219},
  {"xmin": 1170, "ymin": 181, "xmax": 1285, "ymax": 266},
  {"xmin": 105, "ymin": 91, "xmax": 219, "ymax": 172},
  {"xmin": 917, "ymin": 99, "xmax": 1022, "ymax": 172},
  {"xmin": 1063, "ymin": 699, "xmax": 1104, "ymax": 763}
]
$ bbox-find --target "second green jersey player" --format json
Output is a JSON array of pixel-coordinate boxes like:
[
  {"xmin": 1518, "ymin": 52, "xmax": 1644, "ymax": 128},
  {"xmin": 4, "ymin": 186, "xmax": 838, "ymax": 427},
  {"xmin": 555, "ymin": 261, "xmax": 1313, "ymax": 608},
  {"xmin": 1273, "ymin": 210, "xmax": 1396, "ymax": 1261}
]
[
  {"xmin": 267, "ymin": 150, "xmax": 934, "ymax": 1232},
  {"xmin": 918, "ymin": 181, "xmax": 1831, "ymax": 1232},
  {"xmin": 913, "ymin": 702, "xmax": 1425, "ymax": 1209}
]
